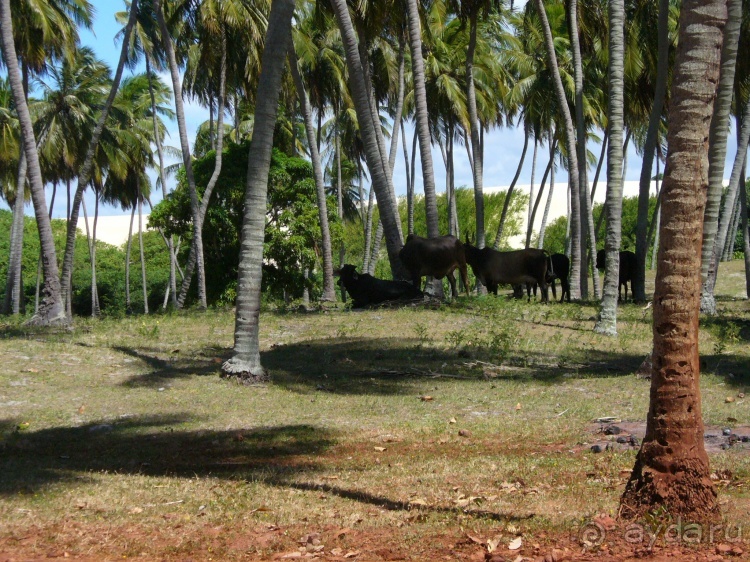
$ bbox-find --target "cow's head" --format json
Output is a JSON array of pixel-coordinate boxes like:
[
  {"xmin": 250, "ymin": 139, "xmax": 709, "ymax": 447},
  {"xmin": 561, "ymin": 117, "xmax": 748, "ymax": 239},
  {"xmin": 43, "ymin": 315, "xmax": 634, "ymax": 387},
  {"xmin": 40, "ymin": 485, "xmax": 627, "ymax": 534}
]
[{"xmin": 335, "ymin": 264, "xmax": 359, "ymax": 288}]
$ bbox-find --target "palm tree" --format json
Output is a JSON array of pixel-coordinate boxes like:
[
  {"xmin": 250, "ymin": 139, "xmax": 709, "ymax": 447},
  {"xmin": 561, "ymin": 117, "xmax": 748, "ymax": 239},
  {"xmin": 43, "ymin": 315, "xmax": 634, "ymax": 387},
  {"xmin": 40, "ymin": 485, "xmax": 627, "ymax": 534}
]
[
  {"xmin": 222, "ymin": 0, "xmax": 295, "ymax": 382},
  {"xmin": 530, "ymin": 0, "xmax": 582, "ymax": 300},
  {"xmin": 0, "ymin": 0, "xmax": 65, "ymax": 325},
  {"xmin": 620, "ymin": 0, "xmax": 726, "ymax": 520},
  {"xmin": 594, "ymin": 0, "xmax": 625, "ymax": 336},
  {"xmin": 330, "ymin": 0, "xmax": 407, "ymax": 279}
]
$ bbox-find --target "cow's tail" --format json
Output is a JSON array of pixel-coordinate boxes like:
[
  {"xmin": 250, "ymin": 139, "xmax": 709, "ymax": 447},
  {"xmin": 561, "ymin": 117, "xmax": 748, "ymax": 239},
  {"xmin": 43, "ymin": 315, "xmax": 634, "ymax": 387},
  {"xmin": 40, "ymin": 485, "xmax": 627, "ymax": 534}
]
[{"xmin": 543, "ymin": 249, "xmax": 554, "ymax": 279}]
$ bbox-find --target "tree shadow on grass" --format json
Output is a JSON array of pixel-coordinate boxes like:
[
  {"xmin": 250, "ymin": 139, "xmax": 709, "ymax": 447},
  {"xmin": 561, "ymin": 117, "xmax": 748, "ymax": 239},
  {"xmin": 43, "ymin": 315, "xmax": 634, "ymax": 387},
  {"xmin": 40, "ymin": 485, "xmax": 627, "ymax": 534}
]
[
  {"xmin": 112, "ymin": 345, "xmax": 223, "ymax": 387},
  {"xmin": 0, "ymin": 416, "xmax": 530, "ymax": 524},
  {"xmin": 0, "ymin": 415, "xmax": 335, "ymax": 496}
]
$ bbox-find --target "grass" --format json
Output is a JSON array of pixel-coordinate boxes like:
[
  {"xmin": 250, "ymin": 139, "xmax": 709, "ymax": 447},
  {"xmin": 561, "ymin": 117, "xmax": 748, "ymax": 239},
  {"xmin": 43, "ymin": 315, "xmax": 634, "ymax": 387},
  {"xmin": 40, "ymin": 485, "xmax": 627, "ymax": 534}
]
[{"xmin": 0, "ymin": 261, "xmax": 749, "ymax": 560}]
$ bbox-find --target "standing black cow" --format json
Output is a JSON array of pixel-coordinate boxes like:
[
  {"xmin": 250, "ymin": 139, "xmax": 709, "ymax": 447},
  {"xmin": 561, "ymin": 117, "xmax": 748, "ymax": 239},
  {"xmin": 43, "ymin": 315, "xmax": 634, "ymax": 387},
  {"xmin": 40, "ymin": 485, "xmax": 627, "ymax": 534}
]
[
  {"xmin": 464, "ymin": 244, "xmax": 549, "ymax": 302},
  {"xmin": 335, "ymin": 264, "xmax": 423, "ymax": 308},
  {"xmin": 596, "ymin": 249, "xmax": 637, "ymax": 301},
  {"xmin": 521, "ymin": 252, "xmax": 570, "ymax": 302},
  {"xmin": 398, "ymin": 234, "xmax": 470, "ymax": 298}
]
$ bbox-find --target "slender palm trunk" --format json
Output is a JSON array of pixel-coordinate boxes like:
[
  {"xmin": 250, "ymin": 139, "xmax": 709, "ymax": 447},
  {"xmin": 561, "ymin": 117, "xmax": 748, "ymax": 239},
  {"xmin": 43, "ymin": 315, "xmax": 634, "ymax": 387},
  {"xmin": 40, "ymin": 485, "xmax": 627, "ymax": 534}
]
[
  {"xmin": 494, "ymin": 126, "xmax": 529, "ymax": 249},
  {"xmin": 125, "ymin": 206, "xmax": 135, "ymax": 313},
  {"xmin": 532, "ymin": 0, "xmax": 582, "ymax": 300},
  {"xmin": 3, "ymin": 152, "xmax": 26, "ymax": 315},
  {"xmin": 699, "ymin": 0, "xmax": 742, "ymax": 314},
  {"xmin": 82, "ymin": 196, "xmax": 99, "ymax": 317},
  {"xmin": 633, "ymin": 0, "xmax": 669, "ymax": 303},
  {"xmin": 594, "ymin": 0, "xmax": 625, "ymax": 335},
  {"xmin": 724, "ymin": 196, "xmax": 741, "ymax": 259},
  {"xmin": 400, "ymin": 120, "xmax": 412, "ymax": 235},
  {"xmin": 538, "ymin": 139, "xmax": 557, "ymax": 248},
  {"xmin": 147, "ymin": 56, "xmax": 177, "ymax": 309},
  {"xmin": 35, "ymin": 183, "xmax": 56, "ymax": 313},
  {"xmin": 408, "ymin": 125, "xmax": 417, "ymax": 235},
  {"xmin": 740, "ymin": 177, "xmax": 750, "ymax": 299},
  {"xmin": 362, "ymin": 186, "xmax": 375, "ymax": 273},
  {"xmin": 155, "ymin": 0, "xmax": 206, "ymax": 310},
  {"xmin": 138, "ymin": 192, "xmax": 148, "ymax": 315},
  {"xmin": 620, "ymin": 0, "xmax": 726, "ymax": 520},
  {"xmin": 406, "ymin": 0, "xmax": 439, "ymax": 239},
  {"xmin": 331, "ymin": 0, "xmax": 406, "ymax": 278},
  {"xmin": 369, "ymin": 222, "xmax": 384, "ymax": 276},
  {"xmin": 59, "ymin": 0, "xmax": 138, "ymax": 320},
  {"xmin": 527, "ymin": 138, "xmax": 538, "ymax": 236},
  {"xmin": 0, "ymin": 0, "xmax": 65, "ymax": 325},
  {"xmin": 649, "ymin": 156, "xmax": 662, "ymax": 270},
  {"xmin": 222, "ymin": 0, "xmax": 295, "ymax": 381},
  {"xmin": 388, "ymin": 36, "xmax": 406, "ymax": 176},
  {"xmin": 466, "ymin": 11, "xmax": 485, "ymax": 249},
  {"xmin": 289, "ymin": 44, "xmax": 336, "ymax": 302},
  {"xmin": 526, "ymin": 157, "xmax": 552, "ymax": 248},
  {"xmin": 589, "ymin": 131, "xmax": 608, "ymax": 202},
  {"xmin": 91, "ymin": 192, "xmax": 100, "ymax": 316}
]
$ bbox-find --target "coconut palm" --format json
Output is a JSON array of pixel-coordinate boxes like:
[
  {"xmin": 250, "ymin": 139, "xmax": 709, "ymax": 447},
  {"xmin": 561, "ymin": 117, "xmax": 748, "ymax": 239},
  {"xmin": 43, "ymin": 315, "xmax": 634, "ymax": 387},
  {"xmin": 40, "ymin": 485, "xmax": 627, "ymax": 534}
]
[
  {"xmin": 222, "ymin": 0, "xmax": 295, "ymax": 382},
  {"xmin": 0, "ymin": 0, "xmax": 66, "ymax": 325},
  {"xmin": 594, "ymin": 0, "xmax": 625, "ymax": 336},
  {"xmin": 620, "ymin": 0, "xmax": 726, "ymax": 520}
]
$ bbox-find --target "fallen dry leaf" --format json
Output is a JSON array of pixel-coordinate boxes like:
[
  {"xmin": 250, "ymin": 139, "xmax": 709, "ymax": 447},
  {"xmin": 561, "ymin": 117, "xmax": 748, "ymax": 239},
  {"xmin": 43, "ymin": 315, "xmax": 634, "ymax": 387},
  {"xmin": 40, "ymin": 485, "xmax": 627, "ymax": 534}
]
[
  {"xmin": 486, "ymin": 536, "xmax": 502, "ymax": 553},
  {"xmin": 278, "ymin": 551, "xmax": 303, "ymax": 559},
  {"xmin": 726, "ymin": 396, "xmax": 736, "ymax": 403},
  {"xmin": 466, "ymin": 533, "xmax": 484, "ymax": 545},
  {"xmin": 374, "ymin": 446, "xmax": 386, "ymax": 452},
  {"xmin": 508, "ymin": 537, "xmax": 523, "ymax": 550},
  {"xmin": 408, "ymin": 498, "xmax": 429, "ymax": 508},
  {"xmin": 449, "ymin": 417, "xmax": 457, "ymax": 424},
  {"xmin": 420, "ymin": 395, "xmax": 434, "ymax": 401},
  {"xmin": 344, "ymin": 550, "xmax": 360, "ymax": 558},
  {"xmin": 77, "ymin": 405, "xmax": 86, "ymax": 414},
  {"xmin": 515, "ymin": 403, "xmax": 522, "ymax": 411}
]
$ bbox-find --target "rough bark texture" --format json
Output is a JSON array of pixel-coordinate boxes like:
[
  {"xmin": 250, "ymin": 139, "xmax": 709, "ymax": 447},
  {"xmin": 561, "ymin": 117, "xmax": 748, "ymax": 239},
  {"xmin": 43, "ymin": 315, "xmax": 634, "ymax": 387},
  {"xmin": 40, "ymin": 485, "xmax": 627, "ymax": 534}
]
[
  {"xmin": 222, "ymin": 0, "xmax": 295, "ymax": 382},
  {"xmin": 466, "ymin": 11, "xmax": 485, "ymax": 249},
  {"xmin": 620, "ymin": 0, "xmax": 726, "ymax": 521},
  {"xmin": 699, "ymin": 0, "xmax": 742, "ymax": 314},
  {"xmin": 332, "ymin": 0, "xmax": 406, "ymax": 278},
  {"xmin": 740, "ymin": 177, "xmax": 750, "ymax": 299},
  {"xmin": 3, "ymin": 153, "xmax": 26, "ymax": 315},
  {"xmin": 406, "ymin": 0, "xmax": 439, "ymax": 239},
  {"xmin": 633, "ymin": 0, "xmax": 670, "ymax": 303},
  {"xmin": 0, "ymin": 0, "xmax": 66, "ymax": 326},
  {"xmin": 289, "ymin": 45, "xmax": 336, "ymax": 302},
  {"xmin": 532, "ymin": 0, "xmax": 582, "ymax": 300},
  {"xmin": 594, "ymin": 0, "xmax": 625, "ymax": 336}
]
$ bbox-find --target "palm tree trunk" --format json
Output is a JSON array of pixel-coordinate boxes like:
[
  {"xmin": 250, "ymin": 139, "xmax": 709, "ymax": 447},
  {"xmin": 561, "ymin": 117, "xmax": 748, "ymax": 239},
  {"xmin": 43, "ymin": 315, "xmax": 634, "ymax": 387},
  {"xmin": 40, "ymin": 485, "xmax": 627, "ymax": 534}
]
[
  {"xmin": 388, "ymin": 35, "xmax": 406, "ymax": 176},
  {"xmin": 222, "ymin": 0, "xmax": 295, "ymax": 381},
  {"xmin": 138, "ymin": 190, "xmax": 148, "ymax": 315},
  {"xmin": 0, "ymin": 0, "xmax": 65, "ymax": 326},
  {"xmin": 146, "ymin": 56, "xmax": 177, "ymax": 309},
  {"xmin": 289, "ymin": 44, "xmax": 336, "ymax": 302},
  {"xmin": 91, "ymin": 192, "xmax": 100, "ymax": 316},
  {"xmin": 59, "ymin": 0, "xmax": 139, "ymax": 320},
  {"xmin": 620, "ymin": 0, "xmax": 725, "ymax": 520},
  {"xmin": 408, "ymin": 125, "xmax": 417, "ymax": 235},
  {"xmin": 369, "ymin": 222, "xmax": 383, "ymax": 276},
  {"xmin": 538, "ymin": 138, "xmax": 557, "ymax": 248},
  {"xmin": 526, "ymin": 157, "xmax": 552, "ymax": 248},
  {"xmin": 494, "ymin": 125, "xmax": 529, "ymax": 249},
  {"xmin": 405, "ymin": 0, "xmax": 439, "ymax": 239},
  {"xmin": 362, "ymin": 187, "xmax": 375, "ymax": 273},
  {"xmin": 35, "ymin": 183, "xmax": 56, "ymax": 313},
  {"xmin": 154, "ymin": 0, "xmax": 207, "ymax": 310},
  {"xmin": 633, "ymin": 0, "xmax": 669, "ymax": 303},
  {"xmin": 3, "ymin": 152, "xmax": 26, "ymax": 315},
  {"xmin": 649, "ymin": 156, "xmax": 662, "ymax": 270},
  {"xmin": 532, "ymin": 0, "xmax": 582, "ymax": 300},
  {"xmin": 724, "ymin": 195, "xmax": 741, "ymax": 259},
  {"xmin": 332, "ymin": 0, "xmax": 406, "ymax": 278},
  {"xmin": 466, "ymin": 11, "xmax": 485, "ymax": 249},
  {"xmin": 594, "ymin": 0, "xmax": 625, "ymax": 335},
  {"xmin": 739, "ymin": 176, "xmax": 750, "ymax": 299},
  {"xmin": 400, "ymin": 120, "xmax": 412, "ymax": 234},
  {"xmin": 125, "ymin": 206, "xmax": 136, "ymax": 314},
  {"xmin": 81, "ymin": 196, "xmax": 98, "ymax": 317},
  {"xmin": 527, "ymin": 139, "xmax": 538, "ymax": 237}
]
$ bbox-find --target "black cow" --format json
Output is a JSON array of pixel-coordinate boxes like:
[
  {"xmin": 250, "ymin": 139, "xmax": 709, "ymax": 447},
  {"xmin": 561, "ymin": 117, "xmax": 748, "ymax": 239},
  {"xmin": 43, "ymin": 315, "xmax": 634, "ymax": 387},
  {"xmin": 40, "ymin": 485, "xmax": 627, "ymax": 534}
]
[
  {"xmin": 464, "ymin": 244, "xmax": 549, "ymax": 302},
  {"xmin": 335, "ymin": 264, "xmax": 423, "ymax": 308},
  {"xmin": 596, "ymin": 249, "xmax": 637, "ymax": 301},
  {"xmin": 520, "ymin": 252, "xmax": 570, "ymax": 302},
  {"xmin": 398, "ymin": 234, "xmax": 470, "ymax": 298}
]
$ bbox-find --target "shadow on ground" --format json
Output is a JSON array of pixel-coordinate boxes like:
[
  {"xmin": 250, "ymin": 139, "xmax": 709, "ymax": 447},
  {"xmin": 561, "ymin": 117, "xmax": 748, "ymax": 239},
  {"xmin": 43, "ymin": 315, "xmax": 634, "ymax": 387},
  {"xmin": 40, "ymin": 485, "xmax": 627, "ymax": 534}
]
[{"xmin": 112, "ymin": 345, "xmax": 223, "ymax": 387}]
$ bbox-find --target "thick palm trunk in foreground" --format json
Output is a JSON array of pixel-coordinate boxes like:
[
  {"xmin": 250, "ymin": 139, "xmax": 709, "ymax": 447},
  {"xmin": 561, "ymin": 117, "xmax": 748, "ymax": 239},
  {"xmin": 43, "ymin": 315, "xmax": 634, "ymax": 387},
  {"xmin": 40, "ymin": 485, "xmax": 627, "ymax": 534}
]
[
  {"xmin": 222, "ymin": 0, "xmax": 295, "ymax": 382},
  {"xmin": 0, "ymin": 0, "xmax": 65, "ymax": 326},
  {"xmin": 620, "ymin": 0, "xmax": 726, "ymax": 521}
]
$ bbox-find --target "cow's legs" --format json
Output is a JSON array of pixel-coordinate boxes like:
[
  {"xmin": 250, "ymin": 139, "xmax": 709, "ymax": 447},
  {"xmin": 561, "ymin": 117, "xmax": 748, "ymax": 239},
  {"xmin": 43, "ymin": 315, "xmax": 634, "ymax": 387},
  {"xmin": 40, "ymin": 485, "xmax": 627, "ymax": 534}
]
[
  {"xmin": 447, "ymin": 271, "xmax": 458, "ymax": 298},
  {"xmin": 550, "ymin": 280, "xmax": 557, "ymax": 301},
  {"xmin": 459, "ymin": 264, "xmax": 470, "ymax": 297}
]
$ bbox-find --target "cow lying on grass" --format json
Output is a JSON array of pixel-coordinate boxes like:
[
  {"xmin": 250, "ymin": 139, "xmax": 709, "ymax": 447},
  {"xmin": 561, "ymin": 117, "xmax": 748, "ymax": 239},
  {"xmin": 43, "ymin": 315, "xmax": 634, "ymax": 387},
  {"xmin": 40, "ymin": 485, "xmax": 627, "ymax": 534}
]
[{"xmin": 335, "ymin": 264, "xmax": 423, "ymax": 308}]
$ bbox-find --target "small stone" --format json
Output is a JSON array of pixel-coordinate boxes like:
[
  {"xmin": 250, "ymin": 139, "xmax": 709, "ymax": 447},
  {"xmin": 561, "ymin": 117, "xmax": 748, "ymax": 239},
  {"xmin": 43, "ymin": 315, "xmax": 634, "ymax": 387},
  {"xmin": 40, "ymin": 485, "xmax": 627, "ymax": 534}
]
[
  {"xmin": 738, "ymin": 392, "xmax": 746, "ymax": 399},
  {"xmin": 616, "ymin": 436, "xmax": 628, "ymax": 444},
  {"xmin": 604, "ymin": 425, "xmax": 622, "ymax": 435},
  {"xmin": 722, "ymin": 428, "xmax": 732, "ymax": 436},
  {"xmin": 720, "ymin": 443, "xmax": 731, "ymax": 450},
  {"xmin": 458, "ymin": 429, "xmax": 472, "ymax": 438},
  {"xmin": 629, "ymin": 436, "xmax": 640, "ymax": 447},
  {"xmin": 590, "ymin": 445, "xmax": 604, "ymax": 453},
  {"xmin": 725, "ymin": 396, "xmax": 735, "ymax": 403},
  {"xmin": 741, "ymin": 436, "xmax": 749, "ymax": 443}
]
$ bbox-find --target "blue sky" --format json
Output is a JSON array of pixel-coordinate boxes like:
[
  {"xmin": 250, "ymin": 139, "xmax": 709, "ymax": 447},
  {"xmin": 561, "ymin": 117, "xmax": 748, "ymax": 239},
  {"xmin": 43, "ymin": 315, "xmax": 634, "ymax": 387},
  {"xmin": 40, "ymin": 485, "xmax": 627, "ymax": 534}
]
[{"xmin": 4, "ymin": 0, "xmax": 742, "ymax": 221}]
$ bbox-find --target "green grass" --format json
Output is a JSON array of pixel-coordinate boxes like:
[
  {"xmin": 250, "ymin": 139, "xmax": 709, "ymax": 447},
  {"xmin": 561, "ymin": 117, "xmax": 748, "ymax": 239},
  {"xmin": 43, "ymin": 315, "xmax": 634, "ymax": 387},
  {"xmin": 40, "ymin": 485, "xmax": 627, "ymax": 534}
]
[{"xmin": 0, "ymin": 261, "xmax": 748, "ymax": 560}]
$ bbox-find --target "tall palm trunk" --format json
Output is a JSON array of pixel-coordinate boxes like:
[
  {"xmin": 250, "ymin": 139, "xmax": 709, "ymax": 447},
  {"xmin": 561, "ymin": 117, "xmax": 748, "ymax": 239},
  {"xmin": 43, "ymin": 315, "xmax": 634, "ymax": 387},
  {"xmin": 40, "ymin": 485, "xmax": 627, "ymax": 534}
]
[
  {"xmin": 222, "ymin": 0, "xmax": 295, "ymax": 382},
  {"xmin": 147, "ymin": 56, "xmax": 177, "ymax": 309},
  {"xmin": 408, "ymin": 125, "xmax": 417, "ymax": 235},
  {"xmin": 725, "ymin": 196, "xmax": 741, "ymax": 259},
  {"xmin": 154, "ymin": 0, "xmax": 207, "ymax": 310},
  {"xmin": 138, "ymin": 189, "xmax": 148, "ymax": 315},
  {"xmin": 362, "ymin": 186, "xmax": 375, "ymax": 272},
  {"xmin": 633, "ymin": 0, "xmax": 669, "ymax": 303},
  {"xmin": 125, "ymin": 206, "xmax": 136, "ymax": 314},
  {"xmin": 526, "ymin": 157, "xmax": 552, "ymax": 248},
  {"xmin": 494, "ymin": 126, "xmax": 529, "ymax": 249},
  {"xmin": 699, "ymin": 0, "xmax": 742, "ymax": 314},
  {"xmin": 466, "ymin": 10, "xmax": 485, "ymax": 249},
  {"xmin": 594, "ymin": 0, "xmax": 625, "ymax": 336},
  {"xmin": 620, "ymin": 0, "xmax": 726, "ymax": 520},
  {"xmin": 0, "ymin": 0, "xmax": 65, "ymax": 326},
  {"xmin": 389, "ymin": 35, "xmax": 406, "ymax": 176},
  {"xmin": 532, "ymin": 0, "xmax": 582, "ymax": 300},
  {"xmin": 527, "ymin": 138, "xmax": 538, "ymax": 238},
  {"xmin": 400, "ymin": 120, "xmax": 412, "ymax": 235},
  {"xmin": 59, "ymin": 0, "xmax": 138, "ymax": 320},
  {"xmin": 3, "ymin": 152, "xmax": 26, "ymax": 315},
  {"xmin": 92, "ymin": 192, "xmax": 100, "ymax": 316},
  {"xmin": 740, "ymin": 177, "xmax": 750, "ymax": 299},
  {"xmin": 331, "ymin": 0, "xmax": 406, "ymax": 278},
  {"xmin": 35, "ymin": 183, "xmax": 56, "ymax": 313},
  {"xmin": 538, "ymin": 138, "xmax": 557, "ymax": 248},
  {"xmin": 289, "ymin": 44, "xmax": 336, "ymax": 302},
  {"xmin": 406, "ymin": 0, "xmax": 439, "ymax": 239}
]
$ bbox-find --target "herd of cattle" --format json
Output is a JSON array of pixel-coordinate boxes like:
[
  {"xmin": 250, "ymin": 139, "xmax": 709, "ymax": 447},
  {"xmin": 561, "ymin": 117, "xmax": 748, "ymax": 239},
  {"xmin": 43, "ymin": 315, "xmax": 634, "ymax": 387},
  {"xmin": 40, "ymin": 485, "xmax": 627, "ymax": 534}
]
[{"xmin": 335, "ymin": 234, "xmax": 637, "ymax": 309}]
